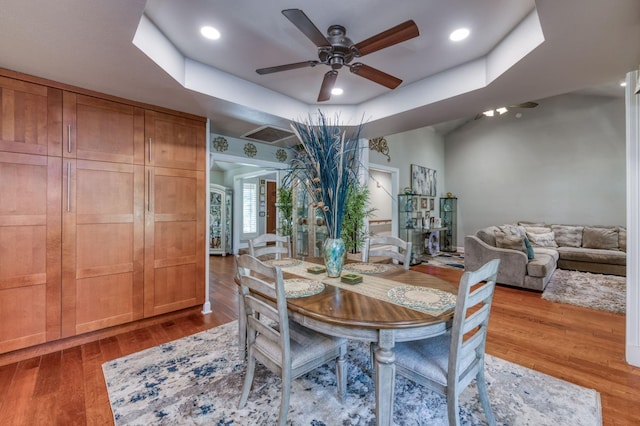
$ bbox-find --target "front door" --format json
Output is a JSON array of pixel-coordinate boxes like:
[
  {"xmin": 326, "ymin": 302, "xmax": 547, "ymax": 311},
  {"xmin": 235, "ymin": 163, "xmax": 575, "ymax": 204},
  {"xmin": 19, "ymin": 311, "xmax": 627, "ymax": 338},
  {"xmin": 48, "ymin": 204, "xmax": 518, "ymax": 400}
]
[{"xmin": 266, "ymin": 181, "xmax": 277, "ymax": 234}]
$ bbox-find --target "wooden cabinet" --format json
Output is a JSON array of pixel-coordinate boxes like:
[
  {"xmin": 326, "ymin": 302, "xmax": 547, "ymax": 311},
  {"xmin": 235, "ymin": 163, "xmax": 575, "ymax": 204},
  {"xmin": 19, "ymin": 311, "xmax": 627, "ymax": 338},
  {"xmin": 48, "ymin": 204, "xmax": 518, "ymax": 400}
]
[
  {"xmin": 0, "ymin": 152, "xmax": 61, "ymax": 353},
  {"xmin": 0, "ymin": 70, "xmax": 206, "ymax": 353},
  {"xmin": 61, "ymin": 159, "xmax": 145, "ymax": 336},
  {"xmin": 144, "ymin": 167, "xmax": 205, "ymax": 316},
  {"xmin": 145, "ymin": 110, "xmax": 205, "ymax": 170},
  {"xmin": 0, "ymin": 75, "xmax": 62, "ymax": 156}
]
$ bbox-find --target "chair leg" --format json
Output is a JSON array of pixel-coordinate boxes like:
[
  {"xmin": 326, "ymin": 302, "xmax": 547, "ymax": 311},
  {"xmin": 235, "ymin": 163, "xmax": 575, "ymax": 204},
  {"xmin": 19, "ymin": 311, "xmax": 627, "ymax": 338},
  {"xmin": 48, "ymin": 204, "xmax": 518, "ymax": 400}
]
[
  {"xmin": 238, "ymin": 350, "xmax": 256, "ymax": 408},
  {"xmin": 476, "ymin": 370, "xmax": 496, "ymax": 426},
  {"xmin": 278, "ymin": 368, "xmax": 292, "ymax": 426},
  {"xmin": 446, "ymin": 386, "xmax": 461, "ymax": 426},
  {"xmin": 336, "ymin": 347, "xmax": 347, "ymax": 402},
  {"xmin": 237, "ymin": 290, "xmax": 247, "ymax": 359}
]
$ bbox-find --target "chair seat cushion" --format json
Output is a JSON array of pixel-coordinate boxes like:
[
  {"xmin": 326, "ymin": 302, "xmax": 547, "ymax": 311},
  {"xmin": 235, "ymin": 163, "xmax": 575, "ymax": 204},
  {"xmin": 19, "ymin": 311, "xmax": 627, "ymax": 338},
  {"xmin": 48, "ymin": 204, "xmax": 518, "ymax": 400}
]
[
  {"xmin": 394, "ymin": 332, "xmax": 475, "ymax": 386},
  {"xmin": 256, "ymin": 321, "xmax": 346, "ymax": 369}
]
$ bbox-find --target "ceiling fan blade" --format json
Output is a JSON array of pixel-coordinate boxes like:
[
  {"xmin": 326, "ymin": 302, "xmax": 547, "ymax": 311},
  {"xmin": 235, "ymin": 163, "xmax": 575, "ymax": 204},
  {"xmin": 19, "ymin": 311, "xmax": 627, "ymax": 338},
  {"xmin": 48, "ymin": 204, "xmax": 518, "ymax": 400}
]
[
  {"xmin": 282, "ymin": 9, "xmax": 331, "ymax": 47},
  {"xmin": 349, "ymin": 63, "xmax": 402, "ymax": 89},
  {"xmin": 354, "ymin": 20, "xmax": 419, "ymax": 56},
  {"xmin": 256, "ymin": 60, "xmax": 319, "ymax": 75},
  {"xmin": 317, "ymin": 70, "xmax": 338, "ymax": 102},
  {"xmin": 510, "ymin": 101, "xmax": 539, "ymax": 108}
]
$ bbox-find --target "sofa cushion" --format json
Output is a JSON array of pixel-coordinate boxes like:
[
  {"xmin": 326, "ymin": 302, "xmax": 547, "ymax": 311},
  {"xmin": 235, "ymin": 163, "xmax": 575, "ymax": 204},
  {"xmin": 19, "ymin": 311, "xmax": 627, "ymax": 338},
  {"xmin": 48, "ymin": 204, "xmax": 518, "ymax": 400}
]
[
  {"xmin": 556, "ymin": 246, "xmax": 626, "ymax": 266},
  {"xmin": 551, "ymin": 225, "xmax": 583, "ymax": 248},
  {"xmin": 476, "ymin": 226, "xmax": 501, "ymax": 246},
  {"xmin": 498, "ymin": 224, "xmax": 526, "ymax": 237},
  {"xmin": 526, "ymin": 253, "xmax": 556, "ymax": 278},
  {"xmin": 518, "ymin": 221, "xmax": 546, "ymax": 227},
  {"xmin": 619, "ymin": 227, "xmax": 627, "ymax": 252},
  {"xmin": 533, "ymin": 247, "xmax": 560, "ymax": 262},
  {"xmin": 495, "ymin": 231, "xmax": 527, "ymax": 253},
  {"xmin": 523, "ymin": 225, "xmax": 553, "ymax": 234},
  {"xmin": 526, "ymin": 231, "xmax": 558, "ymax": 247},
  {"xmin": 582, "ymin": 226, "xmax": 619, "ymax": 250}
]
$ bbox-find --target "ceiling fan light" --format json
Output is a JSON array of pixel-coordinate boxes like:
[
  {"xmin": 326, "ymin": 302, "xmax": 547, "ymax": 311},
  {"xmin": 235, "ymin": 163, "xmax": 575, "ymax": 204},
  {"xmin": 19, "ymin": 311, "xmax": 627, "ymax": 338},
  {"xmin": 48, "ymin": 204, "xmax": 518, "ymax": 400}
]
[
  {"xmin": 482, "ymin": 110, "xmax": 494, "ymax": 117},
  {"xmin": 496, "ymin": 107, "xmax": 508, "ymax": 115},
  {"xmin": 449, "ymin": 28, "xmax": 470, "ymax": 42},
  {"xmin": 200, "ymin": 26, "xmax": 220, "ymax": 40},
  {"xmin": 331, "ymin": 88, "xmax": 344, "ymax": 95}
]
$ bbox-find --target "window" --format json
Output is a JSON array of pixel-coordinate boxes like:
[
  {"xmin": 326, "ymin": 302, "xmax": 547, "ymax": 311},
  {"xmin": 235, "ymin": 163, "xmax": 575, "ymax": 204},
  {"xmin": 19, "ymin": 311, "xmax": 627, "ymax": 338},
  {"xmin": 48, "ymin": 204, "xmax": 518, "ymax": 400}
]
[{"xmin": 242, "ymin": 182, "xmax": 257, "ymax": 234}]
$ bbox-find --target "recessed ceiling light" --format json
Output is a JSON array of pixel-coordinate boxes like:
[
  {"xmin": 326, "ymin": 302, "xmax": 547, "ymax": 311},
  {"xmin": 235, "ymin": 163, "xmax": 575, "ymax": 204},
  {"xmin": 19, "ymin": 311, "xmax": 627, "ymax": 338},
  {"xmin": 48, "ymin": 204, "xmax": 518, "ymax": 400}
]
[
  {"xmin": 449, "ymin": 28, "xmax": 470, "ymax": 42},
  {"xmin": 331, "ymin": 88, "xmax": 343, "ymax": 96},
  {"xmin": 201, "ymin": 26, "xmax": 220, "ymax": 40},
  {"xmin": 620, "ymin": 81, "xmax": 627, "ymax": 87},
  {"xmin": 496, "ymin": 107, "xmax": 508, "ymax": 115},
  {"xmin": 482, "ymin": 110, "xmax": 494, "ymax": 117}
]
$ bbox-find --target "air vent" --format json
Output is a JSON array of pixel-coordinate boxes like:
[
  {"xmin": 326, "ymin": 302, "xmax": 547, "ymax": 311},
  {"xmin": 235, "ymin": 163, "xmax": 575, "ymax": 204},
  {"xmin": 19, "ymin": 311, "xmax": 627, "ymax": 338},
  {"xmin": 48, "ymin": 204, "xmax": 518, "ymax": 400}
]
[{"xmin": 242, "ymin": 125, "xmax": 295, "ymax": 144}]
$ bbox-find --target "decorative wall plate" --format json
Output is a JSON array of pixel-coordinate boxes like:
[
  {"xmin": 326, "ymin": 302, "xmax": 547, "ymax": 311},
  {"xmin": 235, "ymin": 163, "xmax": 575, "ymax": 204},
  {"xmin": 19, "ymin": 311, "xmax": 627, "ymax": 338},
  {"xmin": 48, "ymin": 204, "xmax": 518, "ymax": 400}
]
[
  {"xmin": 387, "ymin": 286, "xmax": 456, "ymax": 311},
  {"xmin": 212, "ymin": 136, "xmax": 228, "ymax": 152},
  {"xmin": 284, "ymin": 279, "xmax": 325, "ymax": 298},
  {"xmin": 264, "ymin": 258, "xmax": 302, "ymax": 268},
  {"xmin": 276, "ymin": 148, "xmax": 288, "ymax": 162},
  {"xmin": 244, "ymin": 142, "xmax": 257, "ymax": 157},
  {"xmin": 343, "ymin": 262, "xmax": 388, "ymax": 274}
]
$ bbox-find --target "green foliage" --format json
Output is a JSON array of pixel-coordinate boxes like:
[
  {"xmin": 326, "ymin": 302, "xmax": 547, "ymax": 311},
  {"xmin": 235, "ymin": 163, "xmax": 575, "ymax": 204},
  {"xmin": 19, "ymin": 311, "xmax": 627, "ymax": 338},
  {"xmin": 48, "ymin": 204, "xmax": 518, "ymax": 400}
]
[
  {"xmin": 342, "ymin": 183, "xmax": 376, "ymax": 254},
  {"xmin": 276, "ymin": 186, "xmax": 293, "ymax": 237}
]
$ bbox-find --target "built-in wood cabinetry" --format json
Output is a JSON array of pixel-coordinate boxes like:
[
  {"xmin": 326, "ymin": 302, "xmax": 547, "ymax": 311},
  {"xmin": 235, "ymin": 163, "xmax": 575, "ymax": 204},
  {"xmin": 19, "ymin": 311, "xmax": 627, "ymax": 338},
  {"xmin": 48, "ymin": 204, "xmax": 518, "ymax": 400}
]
[{"xmin": 0, "ymin": 70, "xmax": 206, "ymax": 353}]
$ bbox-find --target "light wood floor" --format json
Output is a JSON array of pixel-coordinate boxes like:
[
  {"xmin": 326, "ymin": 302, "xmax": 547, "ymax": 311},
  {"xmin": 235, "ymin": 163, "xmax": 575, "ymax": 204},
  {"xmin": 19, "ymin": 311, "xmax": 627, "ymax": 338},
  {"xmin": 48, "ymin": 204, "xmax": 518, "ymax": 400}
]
[{"xmin": 0, "ymin": 256, "xmax": 638, "ymax": 425}]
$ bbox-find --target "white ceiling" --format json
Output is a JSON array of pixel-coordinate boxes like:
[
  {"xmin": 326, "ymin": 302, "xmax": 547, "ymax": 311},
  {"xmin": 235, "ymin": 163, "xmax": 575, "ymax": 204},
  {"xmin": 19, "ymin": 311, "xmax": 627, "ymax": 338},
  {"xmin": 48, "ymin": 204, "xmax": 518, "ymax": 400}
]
[{"xmin": 0, "ymin": 0, "xmax": 637, "ymax": 147}]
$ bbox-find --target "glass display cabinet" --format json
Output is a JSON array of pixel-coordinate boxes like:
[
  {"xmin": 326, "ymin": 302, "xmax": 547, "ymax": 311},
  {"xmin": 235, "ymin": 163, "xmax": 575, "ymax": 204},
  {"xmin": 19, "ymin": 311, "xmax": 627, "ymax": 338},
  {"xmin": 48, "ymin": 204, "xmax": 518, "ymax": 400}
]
[
  {"xmin": 292, "ymin": 180, "xmax": 328, "ymax": 257},
  {"xmin": 439, "ymin": 197, "xmax": 458, "ymax": 252},
  {"xmin": 397, "ymin": 194, "xmax": 425, "ymax": 264},
  {"xmin": 209, "ymin": 184, "xmax": 232, "ymax": 255}
]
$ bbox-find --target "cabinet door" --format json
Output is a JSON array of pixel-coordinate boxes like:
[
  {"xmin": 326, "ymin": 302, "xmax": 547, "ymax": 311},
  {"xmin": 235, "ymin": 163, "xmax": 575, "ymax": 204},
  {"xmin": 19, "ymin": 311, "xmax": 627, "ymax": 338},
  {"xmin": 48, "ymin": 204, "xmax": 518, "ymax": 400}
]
[
  {"xmin": 63, "ymin": 92, "xmax": 144, "ymax": 164},
  {"xmin": 0, "ymin": 75, "xmax": 62, "ymax": 156},
  {"xmin": 62, "ymin": 159, "xmax": 144, "ymax": 336},
  {"xmin": 144, "ymin": 167, "xmax": 205, "ymax": 317},
  {"xmin": 145, "ymin": 110, "xmax": 205, "ymax": 170},
  {"xmin": 0, "ymin": 152, "xmax": 61, "ymax": 353}
]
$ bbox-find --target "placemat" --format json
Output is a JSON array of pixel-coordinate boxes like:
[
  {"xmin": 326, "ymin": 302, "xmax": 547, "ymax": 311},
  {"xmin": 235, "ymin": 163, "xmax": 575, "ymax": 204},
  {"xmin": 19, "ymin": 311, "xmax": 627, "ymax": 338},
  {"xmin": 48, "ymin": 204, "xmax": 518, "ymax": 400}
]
[
  {"xmin": 264, "ymin": 258, "xmax": 302, "ymax": 268},
  {"xmin": 387, "ymin": 286, "xmax": 456, "ymax": 312},
  {"xmin": 284, "ymin": 279, "xmax": 325, "ymax": 298},
  {"xmin": 286, "ymin": 261, "xmax": 455, "ymax": 316},
  {"xmin": 342, "ymin": 262, "xmax": 388, "ymax": 274}
]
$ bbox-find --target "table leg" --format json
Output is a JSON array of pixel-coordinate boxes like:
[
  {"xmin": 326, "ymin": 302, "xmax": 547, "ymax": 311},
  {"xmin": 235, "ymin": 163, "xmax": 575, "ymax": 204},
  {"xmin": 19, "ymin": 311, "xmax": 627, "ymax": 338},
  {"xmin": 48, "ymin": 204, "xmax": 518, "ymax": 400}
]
[{"xmin": 374, "ymin": 329, "xmax": 395, "ymax": 426}]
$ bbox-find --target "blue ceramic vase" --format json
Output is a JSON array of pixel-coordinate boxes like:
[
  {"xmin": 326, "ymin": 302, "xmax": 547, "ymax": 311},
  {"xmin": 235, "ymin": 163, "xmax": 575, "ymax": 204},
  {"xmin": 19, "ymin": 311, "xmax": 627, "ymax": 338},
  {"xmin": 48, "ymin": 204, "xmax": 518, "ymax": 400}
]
[{"xmin": 323, "ymin": 238, "xmax": 346, "ymax": 278}]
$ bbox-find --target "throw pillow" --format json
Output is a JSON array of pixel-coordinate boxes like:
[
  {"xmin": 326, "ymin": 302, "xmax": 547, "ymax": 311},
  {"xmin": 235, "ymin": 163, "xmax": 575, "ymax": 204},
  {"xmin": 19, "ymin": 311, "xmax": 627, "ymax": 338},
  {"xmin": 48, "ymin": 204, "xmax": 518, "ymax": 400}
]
[
  {"xmin": 551, "ymin": 225, "xmax": 584, "ymax": 248},
  {"xmin": 582, "ymin": 226, "xmax": 619, "ymax": 250},
  {"xmin": 518, "ymin": 221, "xmax": 546, "ymax": 227},
  {"xmin": 523, "ymin": 236, "xmax": 535, "ymax": 260},
  {"xmin": 526, "ymin": 231, "xmax": 558, "ymax": 247},
  {"xmin": 498, "ymin": 224, "xmax": 526, "ymax": 237},
  {"xmin": 494, "ymin": 231, "xmax": 527, "ymax": 254},
  {"xmin": 619, "ymin": 227, "xmax": 627, "ymax": 252},
  {"xmin": 523, "ymin": 226, "xmax": 552, "ymax": 234}
]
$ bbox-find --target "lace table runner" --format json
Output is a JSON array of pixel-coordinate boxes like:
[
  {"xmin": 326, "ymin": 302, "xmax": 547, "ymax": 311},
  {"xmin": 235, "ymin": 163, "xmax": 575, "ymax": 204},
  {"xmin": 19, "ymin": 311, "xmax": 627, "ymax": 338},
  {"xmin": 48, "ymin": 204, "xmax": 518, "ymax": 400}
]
[{"xmin": 286, "ymin": 261, "xmax": 456, "ymax": 316}]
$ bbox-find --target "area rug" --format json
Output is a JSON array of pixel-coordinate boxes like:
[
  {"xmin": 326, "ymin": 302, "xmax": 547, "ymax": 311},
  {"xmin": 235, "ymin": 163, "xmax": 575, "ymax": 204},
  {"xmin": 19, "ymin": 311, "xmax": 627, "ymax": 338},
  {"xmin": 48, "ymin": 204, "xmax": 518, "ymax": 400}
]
[
  {"xmin": 423, "ymin": 252, "xmax": 465, "ymax": 270},
  {"xmin": 542, "ymin": 269, "xmax": 626, "ymax": 314},
  {"xmin": 103, "ymin": 321, "xmax": 602, "ymax": 425}
]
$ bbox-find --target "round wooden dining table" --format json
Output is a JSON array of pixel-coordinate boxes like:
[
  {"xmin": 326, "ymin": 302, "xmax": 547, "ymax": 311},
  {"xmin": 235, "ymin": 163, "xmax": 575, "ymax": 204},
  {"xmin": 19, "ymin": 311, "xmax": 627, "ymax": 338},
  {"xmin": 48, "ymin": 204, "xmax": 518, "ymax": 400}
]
[{"xmin": 280, "ymin": 258, "xmax": 457, "ymax": 426}]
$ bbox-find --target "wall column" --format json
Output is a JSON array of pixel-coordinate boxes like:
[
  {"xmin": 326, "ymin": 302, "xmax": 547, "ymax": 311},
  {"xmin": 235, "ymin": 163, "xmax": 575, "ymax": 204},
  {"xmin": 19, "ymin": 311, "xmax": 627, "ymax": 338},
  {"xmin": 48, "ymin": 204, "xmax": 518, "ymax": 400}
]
[{"xmin": 626, "ymin": 70, "xmax": 640, "ymax": 367}]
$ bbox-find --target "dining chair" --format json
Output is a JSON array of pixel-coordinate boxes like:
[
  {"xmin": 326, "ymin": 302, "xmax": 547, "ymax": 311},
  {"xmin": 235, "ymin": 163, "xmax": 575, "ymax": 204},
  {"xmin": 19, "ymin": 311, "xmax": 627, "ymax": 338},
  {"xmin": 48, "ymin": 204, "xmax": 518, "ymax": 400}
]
[
  {"xmin": 362, "ymin": 235, "xmax": 413, "ymax": 269},
  {"xmin": 249, "ymin": 233, "xmax": 291, "ymax": 260},
  {"xmin": 236, "ymin": 254, "xmax": 347, "ymax": 425},
  {"xmin": 393, "ymin": 258, "xmax": 501, "ymax": 426}
]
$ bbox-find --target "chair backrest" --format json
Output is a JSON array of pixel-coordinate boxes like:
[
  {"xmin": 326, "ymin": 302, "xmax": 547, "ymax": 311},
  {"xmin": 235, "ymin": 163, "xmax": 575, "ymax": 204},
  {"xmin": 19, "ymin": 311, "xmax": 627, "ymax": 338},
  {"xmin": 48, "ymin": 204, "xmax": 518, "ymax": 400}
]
[
  {"xmin": 249, "ymin": 234, "xmax": 291, "ymax": 260},
  {"xmin": 236, "ymin": 254, "xmax": 291, "ymax": 364},
  {"xmin": 448, "ymin": 258, "xmax": 500, "ymax": 390},
  {"xmin": 363, "ymin": 235, "xmax": 412, "ymax": 269}
]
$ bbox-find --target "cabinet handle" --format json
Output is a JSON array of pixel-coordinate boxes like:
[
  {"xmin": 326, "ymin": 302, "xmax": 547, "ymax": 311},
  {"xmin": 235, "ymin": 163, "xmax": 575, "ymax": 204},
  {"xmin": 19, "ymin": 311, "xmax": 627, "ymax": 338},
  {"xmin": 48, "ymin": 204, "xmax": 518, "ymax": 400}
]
[
  {"xmin": 148, "ymin": 138, "xmax": 152, "ymax": 163},
  {"xmin": 66, "ymin": 162, "xmax": 71, "ymax": 212},
  {"xmin": 148, "ymin": 169, "xmax": 152, "ymax": 211},
  {"xmin": 67, "ymin": 124, "xmax": 72, "ymax": 153}
]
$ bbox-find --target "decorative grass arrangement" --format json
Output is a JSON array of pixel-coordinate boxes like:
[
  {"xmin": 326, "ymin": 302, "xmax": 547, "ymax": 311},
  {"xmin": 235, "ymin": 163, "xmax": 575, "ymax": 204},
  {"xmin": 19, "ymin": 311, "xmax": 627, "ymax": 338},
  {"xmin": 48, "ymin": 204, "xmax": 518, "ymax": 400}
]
[{"xmin": 286, "ymin": 111, "xmax": 363, "ymax": 239}]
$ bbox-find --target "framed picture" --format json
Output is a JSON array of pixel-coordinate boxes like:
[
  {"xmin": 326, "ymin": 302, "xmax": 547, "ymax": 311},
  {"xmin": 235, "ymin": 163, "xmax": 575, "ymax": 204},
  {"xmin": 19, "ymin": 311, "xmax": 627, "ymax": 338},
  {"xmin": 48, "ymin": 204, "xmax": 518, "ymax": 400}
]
[
  {"xmin": 411, "ymin": 164, "xmax": 437, "ymax": 196},
  {"xmin": 420, "ymin": 197, "xmax": 428, "ymax": 209},
  {"xmin": 430, "ymin": 198, "xmax": 435, "ymax": 210},
  {"xmin": 412, "ymin": 197, "xmax": 419, "ymax": 211}
]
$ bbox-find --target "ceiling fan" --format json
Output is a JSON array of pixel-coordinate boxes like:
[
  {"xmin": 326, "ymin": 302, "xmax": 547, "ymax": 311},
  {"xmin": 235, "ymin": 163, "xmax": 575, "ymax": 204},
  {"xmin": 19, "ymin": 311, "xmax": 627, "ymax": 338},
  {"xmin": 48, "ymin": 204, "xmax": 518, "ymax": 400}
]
[
  {"xmin": 256, "ymin": 9, "xmax": 419, "ymax": 102},
  {"xmin": 474, "ymin": 101, "xmax": 539, "ymax": 119}
]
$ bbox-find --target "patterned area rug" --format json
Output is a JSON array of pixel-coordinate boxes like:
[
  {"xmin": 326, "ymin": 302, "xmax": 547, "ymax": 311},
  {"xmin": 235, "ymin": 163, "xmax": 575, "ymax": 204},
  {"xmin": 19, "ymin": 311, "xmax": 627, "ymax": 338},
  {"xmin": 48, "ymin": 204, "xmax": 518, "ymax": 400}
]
[
  {"xmin": 423, "ymin": 252, "xmax": 465, "ymax": 270},
  {"xmin": 542, "ymin": 269, "xmax": 626, "ymax": 314},
  {"xmin": 103, "ymin": 321, "xmax": 602, "ymax": 425}
]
